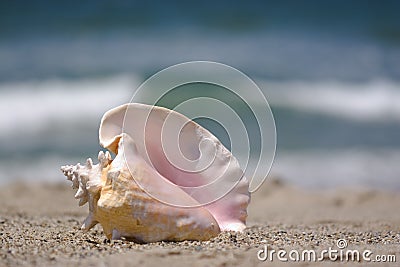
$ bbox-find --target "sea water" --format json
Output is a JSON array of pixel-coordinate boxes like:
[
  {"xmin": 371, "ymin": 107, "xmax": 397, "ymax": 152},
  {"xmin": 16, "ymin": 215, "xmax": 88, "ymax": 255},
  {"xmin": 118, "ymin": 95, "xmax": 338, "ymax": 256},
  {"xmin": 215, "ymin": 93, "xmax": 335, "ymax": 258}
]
[{"xmin": 0, "ymin": 1, "xmax": 399, "ymax": 189}]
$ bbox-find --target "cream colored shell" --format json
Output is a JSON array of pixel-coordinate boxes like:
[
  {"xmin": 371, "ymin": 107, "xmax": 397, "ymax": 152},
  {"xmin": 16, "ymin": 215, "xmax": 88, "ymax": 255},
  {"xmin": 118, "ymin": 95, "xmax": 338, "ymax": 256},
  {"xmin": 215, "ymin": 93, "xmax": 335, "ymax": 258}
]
[{"xmin": 61, "ymin": 103, "xmax": 250, "ymax": 242}]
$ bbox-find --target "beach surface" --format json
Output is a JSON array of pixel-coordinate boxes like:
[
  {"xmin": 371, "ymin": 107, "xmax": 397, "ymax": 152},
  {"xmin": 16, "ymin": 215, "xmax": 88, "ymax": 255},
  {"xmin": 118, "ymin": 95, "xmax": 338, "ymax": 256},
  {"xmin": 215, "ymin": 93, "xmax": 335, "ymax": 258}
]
[{"xmin": 0, "ymin": 178, "xmax": 399, "ymax": 266}]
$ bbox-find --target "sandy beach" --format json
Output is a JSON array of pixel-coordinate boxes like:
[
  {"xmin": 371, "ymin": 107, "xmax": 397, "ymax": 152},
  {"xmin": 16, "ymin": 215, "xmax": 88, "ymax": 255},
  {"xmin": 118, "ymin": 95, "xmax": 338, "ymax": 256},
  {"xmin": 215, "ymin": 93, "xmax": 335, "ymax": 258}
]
[
  {"xmin": 1, "ymin": 1, "xmax": 400, "ymax": 266},
  {"xmin": 0, "ymin": 178, "xmax": 399, "ymax": 266}
]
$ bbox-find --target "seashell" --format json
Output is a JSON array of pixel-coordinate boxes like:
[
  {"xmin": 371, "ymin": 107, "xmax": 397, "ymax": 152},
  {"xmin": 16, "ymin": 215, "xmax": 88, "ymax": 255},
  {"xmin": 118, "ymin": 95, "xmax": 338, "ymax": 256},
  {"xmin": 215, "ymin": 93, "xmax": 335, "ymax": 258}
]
[{"xmin": 61, "ymin": 103, "xmax": 250, "ymax": 242}]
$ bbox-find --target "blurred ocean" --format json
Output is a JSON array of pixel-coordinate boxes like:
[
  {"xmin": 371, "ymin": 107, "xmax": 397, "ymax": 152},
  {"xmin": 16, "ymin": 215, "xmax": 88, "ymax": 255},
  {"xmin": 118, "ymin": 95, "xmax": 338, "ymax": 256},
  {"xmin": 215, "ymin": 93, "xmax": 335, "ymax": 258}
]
[{"xmin": 0, "ymin": 1, "xmax": 399, "ymax": 190}]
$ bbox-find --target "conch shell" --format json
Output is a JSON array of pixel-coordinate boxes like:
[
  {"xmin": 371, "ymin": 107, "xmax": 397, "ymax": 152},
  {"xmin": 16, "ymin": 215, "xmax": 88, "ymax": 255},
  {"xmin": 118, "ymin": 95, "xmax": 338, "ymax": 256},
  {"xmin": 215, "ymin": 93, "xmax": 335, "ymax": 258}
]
[{"xmin": 61, "ymin": 103, "xmax": 250, "ymax": 242}]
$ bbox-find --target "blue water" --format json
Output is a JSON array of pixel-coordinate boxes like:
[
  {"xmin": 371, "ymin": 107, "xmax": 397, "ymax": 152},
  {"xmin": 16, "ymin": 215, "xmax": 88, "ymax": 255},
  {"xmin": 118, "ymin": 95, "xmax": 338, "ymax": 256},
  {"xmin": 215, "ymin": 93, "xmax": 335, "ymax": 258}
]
[{"xmin": 0, "ymin": 1, "xmax": 399, "ymax": 189}]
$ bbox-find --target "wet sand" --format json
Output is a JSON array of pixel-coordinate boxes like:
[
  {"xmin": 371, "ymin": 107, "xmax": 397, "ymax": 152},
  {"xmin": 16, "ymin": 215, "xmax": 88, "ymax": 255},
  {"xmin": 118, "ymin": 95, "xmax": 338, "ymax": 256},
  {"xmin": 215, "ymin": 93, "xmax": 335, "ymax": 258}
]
[{"xmin": 0, "ymin": 178, "xmax": 399, "ymax": 266}]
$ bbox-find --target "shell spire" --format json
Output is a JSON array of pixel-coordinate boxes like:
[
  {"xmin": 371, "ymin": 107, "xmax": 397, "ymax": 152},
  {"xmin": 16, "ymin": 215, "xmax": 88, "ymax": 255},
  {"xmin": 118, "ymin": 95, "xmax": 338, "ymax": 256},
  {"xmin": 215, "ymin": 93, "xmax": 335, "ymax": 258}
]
[{"xmin": 61, "ymin": 151, "xmax": 112, "ymax": 228}]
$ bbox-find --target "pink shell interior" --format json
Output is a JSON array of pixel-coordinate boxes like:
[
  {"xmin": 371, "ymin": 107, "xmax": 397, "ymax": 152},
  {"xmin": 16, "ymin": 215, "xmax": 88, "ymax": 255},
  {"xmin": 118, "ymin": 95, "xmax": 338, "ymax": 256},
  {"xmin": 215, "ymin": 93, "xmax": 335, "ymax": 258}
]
[{"xmin": 99, "ymin": 103, "xmax": 250, "ymax": 231}]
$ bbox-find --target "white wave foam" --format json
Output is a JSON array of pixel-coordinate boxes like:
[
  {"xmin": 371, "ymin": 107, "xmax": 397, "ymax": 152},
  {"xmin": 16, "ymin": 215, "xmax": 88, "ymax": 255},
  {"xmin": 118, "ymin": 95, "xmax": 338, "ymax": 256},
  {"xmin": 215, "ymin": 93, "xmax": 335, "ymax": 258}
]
[
  {"xmin": 2, "ymin": 77, "xmax": 399, "ymax": 142},
  {"xmin": 0, "ymin": 75, "xmax": 139, "ymax": 140},
  {"xmin": 273, "ymin": 148, "xmax": 400, "ymax": 190},
  {"xmin": 262, "ymin": 79, "xmax": 400, "ymax": 122},
  {"xmin": 0, "ymin": 154, "xmax": 83, "ymax": 184}
]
